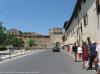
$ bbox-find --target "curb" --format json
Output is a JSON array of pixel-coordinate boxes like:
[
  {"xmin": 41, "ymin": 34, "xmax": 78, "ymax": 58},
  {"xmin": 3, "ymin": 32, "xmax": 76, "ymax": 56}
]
[
  {"xmin": 0, "ymin": 49, "xmax": 45, "ymax": 63},
  {"xmin": 61, "ymin": 50, "xmax": 74, "ymax": 58}
]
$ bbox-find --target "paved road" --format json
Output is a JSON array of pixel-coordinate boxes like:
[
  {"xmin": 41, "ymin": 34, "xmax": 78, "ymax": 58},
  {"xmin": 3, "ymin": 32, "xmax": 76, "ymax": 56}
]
[{"xmin": 0, "ymin": 50, "xmax": 95, "ymax": 74}]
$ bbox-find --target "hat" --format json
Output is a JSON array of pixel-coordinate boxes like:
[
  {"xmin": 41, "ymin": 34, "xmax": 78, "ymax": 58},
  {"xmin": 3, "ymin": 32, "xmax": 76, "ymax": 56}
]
[{"xmin": 92, "ymin": 41, "xmax": 95, "ymax": 43}]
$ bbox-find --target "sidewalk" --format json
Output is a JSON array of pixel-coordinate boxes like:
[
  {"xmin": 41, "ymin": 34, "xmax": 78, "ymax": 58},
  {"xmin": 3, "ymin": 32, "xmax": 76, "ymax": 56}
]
[
  {"xmin": 61, "ymin": 49, "xmax": 96, "ymax": 74},
  {"xmin": 0, "ymin": 49, "xmax": 45, "ymax": 62},
  {"xmin": 61, "ymin": 49, "xmax": 74, "ymax": 58}
]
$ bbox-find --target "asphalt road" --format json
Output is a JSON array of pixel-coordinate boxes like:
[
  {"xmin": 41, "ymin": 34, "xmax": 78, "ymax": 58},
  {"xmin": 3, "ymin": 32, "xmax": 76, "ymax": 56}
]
[{"xmin": 0, "ymin": 50, "xmax": 95, "ymax": 74}]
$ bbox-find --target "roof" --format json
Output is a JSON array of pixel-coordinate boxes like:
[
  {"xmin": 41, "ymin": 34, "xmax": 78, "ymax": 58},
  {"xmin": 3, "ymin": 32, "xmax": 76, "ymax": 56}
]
[
  {"xmin": 23, "ymin": 32, "xmax": 39, "ymax": 36},
  {"xmin": 8, "ymin": 29, "xmax": 22, "ymax": 33},
  {"xmin": 64, "ymin": 0, "xmax": 83, "ymax": 30},
  {"xmin": 63, "ymin": 21, "xmax": 69, "ymax": 29},
  {"xmin": 69, "ymin": 0, "xmax": 82, "ymax": 24}
]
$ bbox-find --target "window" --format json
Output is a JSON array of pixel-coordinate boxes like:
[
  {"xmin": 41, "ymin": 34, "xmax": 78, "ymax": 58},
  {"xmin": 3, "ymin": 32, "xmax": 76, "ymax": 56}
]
[
  {"xmin": 73, "ymin": 29, "xmax": 74, "ymax": 35},
  {"xmin": 77, "ymin": 27, "xmax": 78, "ymax": 36},
  {"xmin": 67, "ymin": 33, "xmax": 68, "ymax": 36},
  {"xmin": 84, "ymin": 13, "xmax": 88, "ymax": 27},
  {"xmin": 84, "ymin": 15, "xmax": 86, "ymax": 26},
  {"xmin": 80, "ymin": 23, "xmax": 83, "ymax": 32},
  {"xmin": 77, "ymin": 30, "xmax": 78, "ymax": 36},
  {"xmin": 69, "ymin": 30, "xmax": 71, "ymax": 36},
  {"xmin": 68, "ymin": 31, "xmax": 70, "ymax": 36},
  {"xmin": 71, "ymin": 31, "xmax": 73, "ymax": 36},
  {"xmin": 79, "ymin": 6, "xmax": 81, "ymax": 11},
  {"xmin": 83, "ymin": 0, "xmax": 86, "ymax": 3},
  {"xmin": 96, "ymin": 0, "xmax": 100, "ymax": 14}
]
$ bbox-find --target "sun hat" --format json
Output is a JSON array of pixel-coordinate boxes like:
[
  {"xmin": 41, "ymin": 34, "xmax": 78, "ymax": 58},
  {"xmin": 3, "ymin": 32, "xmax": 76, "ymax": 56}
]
[{"xmin": 91, "ymin": 41, "xmax": 95, "ymax": 43}]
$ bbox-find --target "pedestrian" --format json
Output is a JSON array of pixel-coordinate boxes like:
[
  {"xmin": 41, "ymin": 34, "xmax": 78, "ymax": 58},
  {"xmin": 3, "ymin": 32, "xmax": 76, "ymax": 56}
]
[
  {"xmin": 87, "ymin": 37, "xmax": 91, "ymax": 46},
  {"xmin": 72, "ymin": 43, "xmax": 78, "ymax": 62},
  {"xmin": 82, "ymin": 42, "xmax": 89, "ymax": 69},
  {"xmin": 77, "ymin": 45, "xmax": 82, "ymax": 61},
  {"xmin": 67, "ymin": 45, "xmax": 70, "ymax": 52},
  {"xmin": 87, "ymin": 41, "xmax": 97, "ymax": 70},
  {"xmin": 95, "ymin": 41, "xmax": 100, "ymax": 74}
]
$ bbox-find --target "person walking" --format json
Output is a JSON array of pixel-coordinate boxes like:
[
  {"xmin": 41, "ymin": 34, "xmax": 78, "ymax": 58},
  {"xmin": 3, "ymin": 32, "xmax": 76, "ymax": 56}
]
[
  {"xmin": 82, "ymin": 42, "xmax": 89, "ymax": 69},
  {"xmin": 95, "ymin": 41, "xmax": 100, "ymax": 74},
  {"xmin": 87, "ymin": 41, "xmax": 97, "ymax": 70},
  {"xmin": 66, "ymin": 45, "xmax": 70, "ymax": 52},
  {"xmin": 77, "ymin": 45, "xmax": 82, "ymax": 61},
  {"xmin": 72, "ymin": 43, "xmax": 78, "ymax": 62}
]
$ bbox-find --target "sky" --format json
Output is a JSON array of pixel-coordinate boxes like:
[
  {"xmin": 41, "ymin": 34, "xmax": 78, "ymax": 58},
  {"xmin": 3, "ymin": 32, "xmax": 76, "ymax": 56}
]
[{"xmin": 0, "ymin": 0, "xmax": 77, "ymax": 35}]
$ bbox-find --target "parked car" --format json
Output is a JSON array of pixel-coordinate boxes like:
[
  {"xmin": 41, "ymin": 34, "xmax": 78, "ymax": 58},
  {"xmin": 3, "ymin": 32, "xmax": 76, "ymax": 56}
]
[{"xmin": 53, "ymin": 46, "xmax": 60, "ymax": 52}]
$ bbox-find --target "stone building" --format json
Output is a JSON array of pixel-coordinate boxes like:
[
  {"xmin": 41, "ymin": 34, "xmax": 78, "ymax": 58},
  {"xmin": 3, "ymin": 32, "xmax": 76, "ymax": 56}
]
[
  {"xmin": 8, "ymin": 29, "xmax": 22, "ymax": 36},
  {"xmin": 8, "ymin": 27, "xmax": 63, "ymax": 49},
  {"xmin": 8, "ymin": 29, "xmax": 51, "ymax": 49},
  {"xmin": 63, "ymin": 0, "xmax": 100, "ymax": 45},
  {"xmin": 49, "ymin": 28, "xmax": 63, "ymax": 47}
]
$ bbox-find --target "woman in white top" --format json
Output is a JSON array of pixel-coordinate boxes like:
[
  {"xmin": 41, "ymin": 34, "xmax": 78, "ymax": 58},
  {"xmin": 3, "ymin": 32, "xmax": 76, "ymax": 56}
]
[
  {"xmin": 96, "ymin": 41, "xmax": 100, "ymax": 73},
  {"xmin": 77, "ymin": 45, "xmax": 82, "ymax": 61}
]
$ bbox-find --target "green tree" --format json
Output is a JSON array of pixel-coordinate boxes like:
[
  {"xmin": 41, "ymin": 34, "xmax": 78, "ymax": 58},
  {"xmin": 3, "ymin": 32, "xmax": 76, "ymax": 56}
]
[
  {"xmin": 0, "ymin": 22, "xmax": 7, "ymax": 50},
  {"xmin": 0, "ymin": 32, "xmax": 7, "ymax": 48},
  {"xmin": 28, "ymin": 39, "xmax": 36, "ymax": 48},
  {"xmin": 6, "ymin": 33, "xmax": 24, "ymax": 49},
  {"xmin": 0, "ymin": 22, "xmax": 24, "ymax": 50},
  {"xmin": 12, "ymin": 37, "xmax": 21, "ymax": 49},
  {"xmin": 19, "ymin": 39, "xmax": 24, "ymax": 47},
  {"xmin": 0, "ymin": 22, "xmax": 6, "ymax": 32},
  {"xmin": 6, "ymin": 33, "xmax": 15, "ymax": 45}
]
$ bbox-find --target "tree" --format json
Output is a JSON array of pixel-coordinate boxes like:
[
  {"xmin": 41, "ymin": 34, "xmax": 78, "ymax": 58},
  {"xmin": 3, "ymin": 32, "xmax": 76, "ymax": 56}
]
[
  {"xmin": 6, "ymin": 33, "xmax": 24, "ymax": 50},
  {"xmin": 0, "ymin": 22, "xmax": 6, "ymax": 32},
  {"xmin": 28, "ymin": 39, "xmax": 36, "ymax": 48},
  {"xmin": 12, "ymin": 37, "xmax": 22, "ymax": 49},
  {"xmin": 19, "ymin": 39, "xmax": 24, "ymax": 47},
  {"xmin": 0, "ymin": 22, "xmax": 24, "ymax": 50},
  {"xmin": 6, "ymin": 33, "xmax": 15, "ymax": 45},
  {"xmin": 0, "ymin": 22, "xmax": 7, "ymax": 50},
  {"xmin": 0, "ymin": 32, "xmax": 7, "ymax": 48}
]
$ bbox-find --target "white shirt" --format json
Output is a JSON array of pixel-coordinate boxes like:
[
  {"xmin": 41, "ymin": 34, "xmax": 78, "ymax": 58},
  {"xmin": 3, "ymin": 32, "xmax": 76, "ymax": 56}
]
[{"xmin": 77, "ymin": 47, "xmax": 82, "ymax": 53}]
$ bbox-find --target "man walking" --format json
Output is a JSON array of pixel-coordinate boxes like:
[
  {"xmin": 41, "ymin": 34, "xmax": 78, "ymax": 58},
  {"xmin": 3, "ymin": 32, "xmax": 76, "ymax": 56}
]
[
  {"xmin": 87, "ymin": 41, "xmax": 97, "ymax": 70},
  {"xmin": 72, "ymin": 43, "xmax": 78, "ymax": 62}
]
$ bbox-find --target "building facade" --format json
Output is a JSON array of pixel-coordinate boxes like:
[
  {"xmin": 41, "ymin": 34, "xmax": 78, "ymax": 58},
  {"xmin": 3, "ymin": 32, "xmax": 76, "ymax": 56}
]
[
  {"xmin": 63, "ymin": 0, "xmax": 100, "ymax": 45},
  {"xmin": 49, "ymin": 28, "xmax": 63, "ymax": 47},
  {"xmin": 8, "ymin": 29, "xmax": 51, "ymax": 49}
]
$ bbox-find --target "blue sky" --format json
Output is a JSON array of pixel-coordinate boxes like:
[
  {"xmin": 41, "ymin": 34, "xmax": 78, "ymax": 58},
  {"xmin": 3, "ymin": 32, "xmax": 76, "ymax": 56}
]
[{"xmin": 0, "ymin": 0, "xmax": 76, "ymax": 35}]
